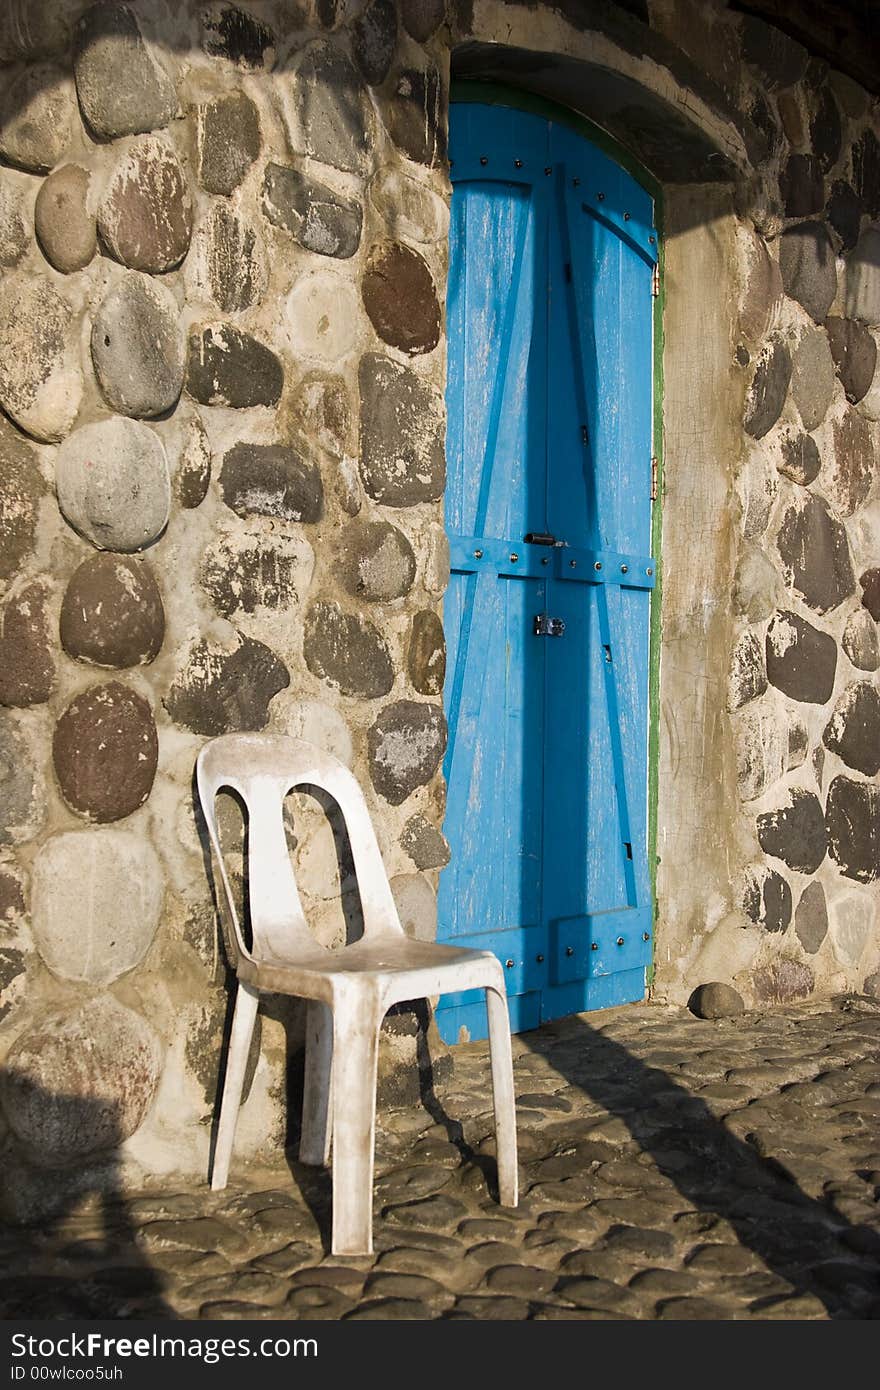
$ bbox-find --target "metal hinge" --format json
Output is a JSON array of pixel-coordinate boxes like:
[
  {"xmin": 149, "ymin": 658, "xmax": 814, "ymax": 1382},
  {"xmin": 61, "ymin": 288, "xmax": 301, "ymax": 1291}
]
[
  {"xmin": 534, "ymin": 614, "xmax": 565, "ymax": 637},
  {"xmin": 650, "ymin": 456, "xmax": 659, "ymax": 501},
  {"xmin": 651, "ymin": 263, "xmax": 660, "ymax": 297}
]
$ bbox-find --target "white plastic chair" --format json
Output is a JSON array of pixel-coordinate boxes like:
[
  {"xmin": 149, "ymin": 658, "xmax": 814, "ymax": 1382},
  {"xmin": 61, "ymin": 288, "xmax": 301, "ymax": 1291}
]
[{"xmin": 196, "ymin": 732, "xmax": 518, "ymax": 1256}]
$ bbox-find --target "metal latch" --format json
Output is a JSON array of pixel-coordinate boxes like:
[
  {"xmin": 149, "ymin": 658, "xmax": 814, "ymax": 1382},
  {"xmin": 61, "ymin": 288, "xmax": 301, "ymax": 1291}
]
[
  {"xmin": 534, "ymin": 614, "xmax": 565, "ymax": 637},
  {"xmin": 524, "ymin": 532, "xmax": 565, "ymax": 547}
]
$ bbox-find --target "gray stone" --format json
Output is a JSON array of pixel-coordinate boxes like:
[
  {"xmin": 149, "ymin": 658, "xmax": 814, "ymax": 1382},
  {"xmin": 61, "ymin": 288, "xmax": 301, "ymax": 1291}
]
[
  {"xmin": 337, "ymin": 520, "xmax": 415, "ymax": 601},
  {"xmin": 753, "ymin": 960, "xmax": 814, "ymax": 1004},
  {"xmin": 827, "ymin": 411, "xmax": 875, "ymax": 516},
  {"xmin": 384, "ymin": 66, "xmax": 445, "ymax": 166},
  {"xmin": 0, "ymin": 996, "xmax": 162, "ymax": 1166},
  {"xmin": 844, "ymin": 228, "xmax": 880, "ymax": 327},
  {"xmin": 864, "ymin": 969, "xmax": 880, "ymax": 999},
  {"xmin": 780, "ymin": 155, "xmax": 825, "ymax": 219},
  {"xmin": 98, "ymin": 138, "xmax": 192, "ymax": 274},
  {"xmin": 91, "ymin": 273, "xmax": 184, "ymax": 419},
  {"xmin": 826, "ymin": 775, "xmax": 880, "ymax": 883},
  {"xmin": 776, "ymin": 493, "xmax": 855, "ymax": 614},
  {"xmin": 787, "ymin": 718, "xmax": 809, "ymax": 771},
  {"xmin": 741, "ymin": 863, "xmax": 792, "ymax": 933},
  {"xmin": 727, "ymin": 629, "xmax": 766, "ymax": 711},
  {"xmin": 795, "ymin": 881, "xmax": 828, "ymax": 954},
  {"xmin": 0, "ymin": 582, "xmax": 54, "ymax": 706},
  {"xmin": 401, "ymin": 0, "xmax": 445, "ymax": 42},
  {"xmin": 362, "ymin": 242, "xmax": 441, "ymax": 355},
  {"xmin": 292, "ymin": 41, "xmax": 373, "ymax": 174},
  {"xmin": 861, "ymin": 569, "xmax": 880, "ymax": 621},
  {"xmin": 842, "ymin": 608, "xmax": 879, "ymax": 671},
  {"xmin": 61, "ymin": 555, "xmax": 164, "ymax": 668},
  {"xmin": 826, "ymin": 317, "xmax": 877, "ymax": 404},
  {"xmin": 359, "ymin": 354, "xmax": 445, "ymax": 505},
  {"xmin": 53, "ymin": 681, "xmax": 158, "ymax": 823},
  {"xmin": 34, "ymin": 165, "xmax": 96, "ymax": 274},
  {"xmin": 219, "ymin": 442, "xmax": 323, "ymax": 523},
  {"xmin": 176, "ymin": 414, "xmax": 212, "ymax": 509},
  {"xmin": 0, "ymin": 1, "xmax": 81, "ymax": 61},
  {"xmin": 826, "ymin": 181, "xmax": 864, "ymax": 252},
  {"xmin": 0, "ymin": 714, "xmax": 42, "ymax": 847},
  {"xmin": 734, "ymin": 703, "xmax": 786, "ymax": 801},
  {"xmin": 0, "ymin": 277, "xmax": 82, "ymax": 443},
  {"xmin": 196, "ymin": 91, "xmax": 261, "ymax": 195},
  {"xmin": 0, "ymin": 65, "xmax": 75, "ymax": 173},
  {"xmin": 743, "ymin": 338, "xmax": 791, "ymax": 440},
  {"xmin": 766, "ymin": 609, "xmax": 837, "ymax": 704},
  {"xmin": 408, "ymin": 610, "xmax": 445, "ymax": 695},
  {"xmin": 823, "ymin": 681, "xmax": 880, "ymax": 776},
  {"xmin": 197, "ymin": 203, "xmax": 267, "ymax": 313},
  {"xmin": 74, "ymin": 4, "xmax": 177, "ymax": 140},
  {"xmin": 369, "ymin": 167, "xmax": 449, "ymax": 246},
  {"xmin": 165, "ymin": 634, "xmax": 289, "ymax": 736},
  {"xmin": 687, "ymin": 983, "xmax": 745, "ymax": 1019},
  {"xmin": 368, "ymin": 700, "xmax": 446, "ymax": 804},
  {"xmin": 0, "ymin": 175, "xmax": 27, "ymax": 268},
  {"xmin": 733, "ymin": 545, "xmax": 784, "ymax": 623},
  {"xmin": 290, "ymin": 373, "xmax": 352, "ymax": 460},
  {"xmin": 390, "ymin": 873, "xmax": 437, "ymax": 943},
  {"xmin": 56, "ymin": 419, "xmax": 171, "ymax": 553},
  {"xmin": 791, "ymin": 328, "xmax": 835, "ymax": 431},
  {"xmin": 740, "ymin": 16, "xmax": 808, "ymax": 91},
  {"xmin": 187, "ymin": 324, "xmax": 283, "ymax": 408},
  {"xmin": 401, "ymin": 814, "xmax": 449, "ymax": 870},
  {"xmin": 0, "ymin": 947, "xmax": 25, "ymax": 1024},
  {"xmin": 352, "ymin": 0, "xmax": 397, "ymax": 86},
  {"xmin": 779, "ymin": 223, "xmax": 838, "ymax": 323},
  {"xmin": 0, "ymin": 420, "xmax": 45, "ymax": 581},
  {"xmin": 201, "ymin": 529, "xmax": 312, "ymax": 618},
  {"xmin": 811, "ymin": 87, "xmax": 842, "ymax": 173},
  {"xmin": 261, "ymin": 163, "xmax": 362, "ymax": 258},
  {"xmin": 31, "ymin": 829, "xmax": 163, "ymax": 985},
  {"xmin": 777, "ymin": 430, "xmax": 821, "ymax": 486},
  {"xmin": 200, "ymin": 4, "xmax": 276, "ymax": 68},
  {"xmin": 757, "ymin": 788, "xmax": 827, "ymax": 874},
  {"xmin": 852, "ymin": 130, "xmax": 880, "ymax": 219},
  {"xmin": 303, "ymin": 602, "xmax": 394, "ymax": 698}
]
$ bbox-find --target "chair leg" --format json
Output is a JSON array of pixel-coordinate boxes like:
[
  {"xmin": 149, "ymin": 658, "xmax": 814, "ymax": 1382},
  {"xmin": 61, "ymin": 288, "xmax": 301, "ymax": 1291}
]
[
  {"xmin": 210, "ymin": 981, "xmax": 260, "ymax": 1192},
  {"xmin": 486, "ymin": 984, "xmax": 519, "ymax": 1208},
  {"xmin": 330, "ymin": 995, "xmax": 381, "ymax": 1256},
  {"xmin": 300, "ymin": 999, "xmax": 333, "ymax": 1166}
]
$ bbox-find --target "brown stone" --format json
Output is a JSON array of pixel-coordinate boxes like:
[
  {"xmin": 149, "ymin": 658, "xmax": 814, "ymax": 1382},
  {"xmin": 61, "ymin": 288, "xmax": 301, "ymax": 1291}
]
[
  {"xmin": 98, "ymin": 137, "xmax": 193, "ymax": 274},
  {"xmin": 53, "ymin": 682, "xmax": 158, "ymax": 822},
  {"xmin": 743, "ymin": 338, "xmax": 791, "ymax": 439},
  {"xmin": 823, "ymin": 682, "xmax": 880, "ymax": 777},
  {"xmin": 826, "ymin": 317, "xmax": 877, "ymax": 404},
  {"xmin": 408, "ymin": 611, "xmax": 446, "ymax": 695},
  {"xmin": 165, "ymin": 635, "xmax": 289, "ymax": 736},
  {"xmin": 196, "ymin": 91, "xmax": 261, "ymax": 195},
  {"xmin": 176, "ymin": 414, "xmax": 211, "ymax": 510},
  {"xmin": 186, "ymin": 325, "xmax": 283, "ymax": 409},
  {"xmin": 60, "ymin": 556, "xmax": 164, "ymax": 669},
  {"xmin": 777, "ymin": 430, "xmax": 821, "ymax": 487},
  {"xmin": 776, "ymin": 493, "xmax": 855, "ymax": 614},
  {"xmin": 756, "ymin": 788, "xmax": 827, "ymax": 874},
  {"xmin": 384, "ymin": 66, "xmax": 445, "ymax": 166},
  {"xmin": 34, "ymin": 165, "xmax": 96, "ymax": 275},
  {"xmin": 826, "ymin": 774, "xmax": 880, "ymax": 883},
  {"xmin": 842, "ymin": 608, "xmax": 879, "ymax": 672},
  {"xmin": 0, "ymin": 65, "xmax": 75, "ymax": 174},
  {"xmin": 861, "ymin": 569, "xmax": 880, "ymax": 622},
  {"xmin": 362, "ymin": 243, "xmax": 441, "ymax": 356},
  {"xmin": 303, "ymin": 602, "xmax": 394, "ymax": 698},
  {"xmin": 827, "ymin": 411, "xmax": 875, "ymax": 516},
  {"xmin": 401, "ymin": 0, "xmax": 445, "ymax": 42},
  {"xmin": 0, "ymin": 583, "xmax": 54, "ymax": 707},
  {"xmin": 0, "ymin": 419, "xmax": 46, "ymax": 582},
  {"xmin": 218, "ymin": 442, "xmax": 322, "ymax": 523},
  {"xmin": 753, "ymin": 961, "xmax": 814, "ymax": 1004},
  {"xmin": 337, "ymin": 520, "xmax": 415, "ymax": 601},
  {"xmin": 765, "ymin": 610, "xmax": 837, "ymax": 704}
]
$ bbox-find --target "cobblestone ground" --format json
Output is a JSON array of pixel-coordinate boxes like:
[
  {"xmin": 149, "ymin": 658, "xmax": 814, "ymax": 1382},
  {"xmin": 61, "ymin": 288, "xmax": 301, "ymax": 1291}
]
[{"xmin": 2, "ymin": 999, "xmax": 879, "ymax": 1321}]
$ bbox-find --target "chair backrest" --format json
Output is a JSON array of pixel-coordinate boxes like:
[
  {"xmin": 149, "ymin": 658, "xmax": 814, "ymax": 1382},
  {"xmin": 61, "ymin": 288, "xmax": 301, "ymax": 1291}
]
[{"xmin": 196, "ymin": 733, "xmax": 404, "ymax": 965}]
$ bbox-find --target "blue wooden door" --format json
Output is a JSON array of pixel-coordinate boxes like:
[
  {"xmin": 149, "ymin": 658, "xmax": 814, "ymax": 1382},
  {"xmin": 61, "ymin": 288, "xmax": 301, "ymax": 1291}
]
[{"xmin": 437, "ymin": 102, "xmax": 657, "ymax": 1044}]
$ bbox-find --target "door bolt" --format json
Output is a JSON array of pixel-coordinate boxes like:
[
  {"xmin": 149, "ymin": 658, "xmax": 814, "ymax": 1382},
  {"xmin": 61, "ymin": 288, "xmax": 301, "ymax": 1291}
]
[
  {"xmin": 616, "ymin": 936, "xmax": 625, "ymax": 946},
  {"xmin": 591, "ymin": 942, "xmax": 599, "ymax": 951},
  {"xmin": 541, "ymin": 556, "xmax": 549, "ymax": 565},
  {"xmin": 509, "ymin": 552, "xmax": 519, "ymax": 563},
  {"xmin": 620, "ymin": 563, "xmax": 628, "ymax": 574},
  {"xmin": 646, "ymin": 566, "xmax": 653, "ymax": 576},
  {"xmin": 623, "ymin": 212, "xmax": 631, "ymax": 221},
  {"xmin": 536, "ymin": 954, "xmax": 544, "ymax": 964},
  {"xmin": 594, "ymin": 561, "xmax": 602, "ymax": 571},
  {"xmin": 480, "ymin": 156, "xmax": 488, "ymax": 165},
  {"xmin": 643, "ymin": 932, "xmax": 651, "ymax": 941},
  {"xmin": 544, "ymin": 166, "xmax": 552, "ymax": 175},
  {"xmin": 572, "ymin": 177, "xmax": 580, "ymax": 186},
  {"xmin": 565, "ymin": 946, "xmax": 574, "ymax": 957},
  {"xmin": 597, "ymin": 192, "xmax": 605, "ymax": 200},
  {"xmin": 570, "ymin": 559, "xmax": 578, "ymax": 568},
  {"xmin": 505, "ymin": 958, "xmax": 515, "ymax": 969},
  {"xmin": 514, "ymin": 159, "xmax": 523, "ymax": 168},
  {"xmin": 474, "ymin": 548, "xmax": 483, "ymax": 559}
]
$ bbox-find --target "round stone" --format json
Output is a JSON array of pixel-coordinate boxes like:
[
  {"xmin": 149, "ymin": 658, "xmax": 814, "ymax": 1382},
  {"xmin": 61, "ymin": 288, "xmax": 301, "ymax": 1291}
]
[
  {"xmin": 780, "ymin": 154, "xmax": 824, "ymax": 219},
  {"xmin": 200, "ymin": 4, "xmax": 276, "ymax": 68},
  {"xmin": 385, "ymin": 66, "xmax": 445, "ymax": 167},
  {"xmin": 401, "ymin": 0, "xmax": 445, "ymax": 42},
  {"xmin": 401, "ymin": 813, "xmax": 450, "ymax": 870},
  {"xmin": 74, "ymin": 3, "xmax": 177, "ymax": 140},
  {"xmin": 811, "ymin": 87, "xmax": 842, "ymax": 173},
  {"xmin": 861, "ymin": 568, "xmax": 880, "ymax": 621},
  {"xmin": 53, "ymin": 681, "xmax": 158, "ymax": 822},
  {"xmin": 31, "ymin": 828, "xmax": 164, "ymax": 985},
  {"xmin": 0, "ymin": 712, "xmax": 44, "ymax": 847},
  {"xmin": 844, "ymin": 227, "xmax": 880, "ymax": 327},
  {"xmin": 0, "ymin": 419, "xmax": 46, "ymax": 582},
  {"xmin": 368, "ymin": 700, "xmax": 447, "ymax": 804},
  {"xmin": 727, "ymin": 628, "xmax": 766, "ymax": 710},
  {"xmin": 34, "ymin": 164, "xmax": 96, "ymax": 274},
  {"xmin": 829, "ymin": 893, "xmax": 875, "ymax": 969},
  {"xmin": 359, "ymin": 353, "xmax": 445, "ymax": 505},
  {"xmin": 200, "ymin": 528, "xmax": 313, "ymax": 620},
  {"xmin": 0, "ymin": 1, "xmax": 81, "ymax": 61},
  {"xmin": 791, "ymin": 328, "xmax": 835, "ymax": 431},
  {"xmin": 98, "ymin": 137, "xmax": 193, "ymax": 274},
  {"xmin": 390, "ymin": 873, "xmax": 437, "ymax": 942},
  {"xmin": 795, "ymin": 881, "xmax": 828, "ymax": 954},
  {"xmin": 196, "ymin": 91, "xmax": 261, "ymax": 195},
  {"xmin": 337, "ymin": 520, "xmax": 416, "ymax": 601},
  {"xmin": 0, "ymin": 65, "xmax": 75, "ymax": 173},
  {"xmin": 290, "ymin": 40, "xmax": 373, "ymax": 175},
  {"xmin": 827, "ymin": 181, "xmax": 864, "ymax": 252},
  {"xmin": 777, "ymin": 429, "xmax": 821, "ymax": 486},
  {"xmin": 823, "ymin": 681, "xmax": 880, "ymax": 776},
  {"xmin": 826, "ymin": 775, "xmax": 880, "ymax": 883},
  {"xmin": 826, "ymin": 317, "xmax": 877, "ymax": 404},
  {"xmin": 175, "ymin": 412, "xmax": 211, "ymax": 509},
  {"xmin": 186, "ymin": 324, "xmax": 283, "ymax": 409},
  {"xmin": 741, "ymin": 863, "xmax": 792, "ymax": 933},
  {"xmin": 165, "ymin": 633, "xmax": 289, "ymax": 736},
  {"xmin": 779, "ymin": 222, "xmax": 838, "ymax": 323},
  {"xmin": 369, "ymin": 167, "xmax": 449, "ymax": 245},
  {"xmin": 193, "ymin": 203, "xmax": 267, "ymax": 314},
  {"xmin": 60, "ymin": 555, "xmax": 165, "ymax": 668},
  {"xmin": 853, "ymin": 130, "xmax": 880, "ymax": 217},
  {"xmin": 218, "ymin": 441, "xmax": 323, "ymax": 523},
  {"xmin": 737, "ymin": 224, "xmax": 783, "ymax": 346},
  {"xmin": 362, "ymin": 243, "xmax": 441, "ymax": 356},
  {"xmin": 56, "ymin": 418, "xmax": 171, "ymax": 553},
  {"xmin": 91, "ymin": 272, "xmax": 185, "ymax": 418},
  {"xmin": 734, "ymin": 702, "xmax": 787, "ymax": 801},
  {"xmin": 286, "ymin": 272, "xmax": 360, "ymax": 360},
  {"xmin": 842, "ymin": 608, "xmax": 879, "ymax": 671},
  {"xmin": 776, "ymin": 493, "xmax": 855, "ymax": 614},
  {"xmin": 262, "ymin": 163, "xmax": 363, "ymax": 259},
  {"xmin": 743, "ymin": 338, "xmax": 791, "ymax": 439},
  {"xmin": 757, "ymin": 787, "xmax": 827, "ymax": 873},
  {"xmin": 827, "ymin": 411, "xmax": 875, "ymax": 516},
  {"xmin": 0, "ymin": 996, "xmax": 162, "ymax": 1166},
  {"xmin": 0, "ymin": 581, "xmax": 54, "ymax": 706},
  {"xmin": 408, "ymin": 610, "xmax": 446, "ymax": 695},
  {"xmin": 352, "ymin": 0, "xmax": 397, "ymax": 85},
  {"xmin": 765, "ymin": 609, "xmax": 837, "ymax": 704},
  {"xmin": 303, "ymin": 602, "xmax": 394, "ymax": 698},
  {"xmin": 687, "ymin": 983, "xmax": 745, "ymax": 1019},
  {"xmin": 0, "ymin": 277, "xmax": 82, "ymax": 443}
]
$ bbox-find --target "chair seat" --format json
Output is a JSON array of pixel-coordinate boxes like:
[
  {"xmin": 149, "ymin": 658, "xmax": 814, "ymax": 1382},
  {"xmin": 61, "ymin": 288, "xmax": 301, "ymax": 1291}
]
[{"xmin": 238, "ymin": 934, "xmax": 499, "ymax": 1000}]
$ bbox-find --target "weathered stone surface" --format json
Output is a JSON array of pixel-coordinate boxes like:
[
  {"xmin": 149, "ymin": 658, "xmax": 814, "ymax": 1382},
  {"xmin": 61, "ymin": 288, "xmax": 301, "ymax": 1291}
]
[
  {"xmin": 353, "ymin": 0, "xmax": 397, "ymax": 85},
  {"xmin": 74, "ymin": 4, "xmax": 177, "ymax": 140},
  {"xmin": 734, "ymin": 703, "xmax": 786, "ymax": 802},
  {"xmin": 200, "ymin": 4, "xmax": 276, "ymax": 68},
  {"xmin": 743, "ymin": 338, "xmax": 791, "ymax": 439},
  {"xmin": 291, "ymin": 41, "xmax": 372, "ymax": 174},
  {"xmin": 337, "ymin": 520, "xmax": 415, "ymax": 602},
  {"xmin": 91, "ymin": 273, "xmax": 184, "ymax": 419},
  {"xmin": 727, "ymin": 629, "xmax": 766, "ymax": 711},
  {"xmin": 753, "ymin": 961, "xmax": 814, "ymax": 1004},
  {"xmin": 852, "ymin": 129, "xmax": 880, "ymax": 219},
  {"xmin": 401, "ymin": 813, "xmax": 449, "ymax": 870},
  {"xmin": 0, "ymin": 947, "xmax": 25, "ymax": 1023},
  {"xmin": 303, "ymin": 602, "xmax": 394, "ymax": 698},
  {"xmin": 826, "ymin": 775, "xmax": 880, "ymax": 883},
  {"xmin": 390, "ymin": 873, "xmax": 437, "ymax": 943},
  {"xmin": 865, "ymin": 968, "xmax": 880, "ymax": 999},
  {"xmin": 779, "ymin": 222, "xmax": 838, "ymax": 323},
  {"xmin": 359, "ymin": 354, "xmax": 445, "ymax": 505},
  {"xmin": 0, "ymin": 278, "xmax": 82, "ymax": 443},
  {"xmin": 861, "ymin": 569, "xmax": 880, "ymax": 621},
  {"xmin": 780, "ymin": 155, "xmax": 824, "ymax": 219},
  {"xmin": 791, "ymin": 329, "xmax": 835, "ymax": 431},
  {"xmin": 57, "ymin": 419, "xmax": 170, "ymax": 553},
  {"xmin": 776, "ymin": 494, "xmax": 855, "ymax": 614},
  {"xmin": 195, "ymin": 204, "xmax": 267, "ymax": 313},
  {"xmin": 98, "ymin": 138, "xmax": 192, "ymax": 274},
  {"xmin": 166, "ymin": 635, "xmax": 288, "ymax": 735},
  {"xmin": 384, "ymin": 67, "xmax": 445, "ymax": 166},
  {"xmin": 0, "ymin": 997, "xmax": 162, "ymax": 1166},
  {"xmin": 408, "ymin": 611, "xmax": 445, "ymax": 696},
  {"xmin": 828, "ymin": 893, "xmax": 874, "ymax": 968},
  {"xmin": 0, "ymin": 0, "xmax": 83, "ymax": 60},
  {"xmin": 757, "ymin": 788, "xmax": 827, "ymax": 873},
  {"xmin": 401, "ymin": 0, "xmax": 445, "ymax": 42},
  {"xmin": 369, "ymin": 167, "xmax": 449, "ymax": 246},
  {"xmin": 0, "ymin": 175, "xmax": 27, "ymax": 268},
  {"xmin": 219, "ymin": 442, "xmax": 323, "ymax": 523},
  {"xmin": 787, "ymin": 719, "xmax": 809, "ymax": 771},
  {"xmin": 34, "ymin": 165, "xmax": 96, "ymax": 274},
  {"xmin": 31, "ymin": 829, "xmax": 163, "ymax": 985},
  {"xmin": 826, "ymin": 317, "xmax": 877, "ymax": 404},
  {"xmin": 368, "ymin": 700, "xmax": 446, "ymax": 804},
  {"xmin": 0, "ymin": 421, "xmax": 45, "ymax": 582},
  {"xmin": 196, "ymin": 91, "xmax": 261, "ymax": 195},
  {"xmin": 826, "ymin": 181, "xmax": 863, "ymax": 252},
  {"xmin": 738, "ymin": 443, "xmax": 777, "ymax": 540},
  {"xmin": 823, "ymin": 681, "xmax": 880, "ymax": 776},
  {"xmin": 766, "ymin": 610, "xmax": 837, "ymax": 705},
  {"xmin": 737, "ymin": 225, "xmax": 782, "ymax": 347},
  {"xmin": 795, "ymin": 881, "xmax": 828, "ymax": 954},
  {"xmin": 262, "ymin": 163, "xmax": 362, "ymax": 258},
  {"xmin": 176, "ymin": 414, "xmax": 212, "ymax": 509},
  {"xmin": 61, "ymin": 555, "xmax": 164, "ymax": 669},
  {"xmin": 810, "ymin": 87, "xmax": 842, "ymax": 173},
  {"xmin": 827, "ymin": 411, "xmax": 875, "ymax": 516},
  {"xmin": 201, "ymin": 529, "xmax": 313, "ymax": 619},
  {"xmin": 362, "ymin": 243, "xmax": 441, "ymax": 356},
  {"xmin": 285, "ymin": 271, "xmax": 360, "ymax": 362},
  {"xmin": 53, "ymin": 682, "xmax": 158, "ymax": 823},
  {"xmin": 290, "ymin": 373, "xmax": 352, "ymax": 460},
  {"xmin": 687, "ymin": 983, "xmax": 744, "ymax": 1019},
  {"xmin": 740, "ymin": 16, "xmax": 807, "ymax": 91},
  {"xmin": 186, "ymin": 325, "xmax": 283, "ymax": 408},
  {"xmin": 0, "ymin": 65, "xmax": 75, "ymax": 173},
  {"xmin": 842, "ymin": 608, "xmax": 879, "ymax": 671},
  {"xmin": 777, "ymin": 429, "xmax": 820, "ymax": 486},
  {"xmin": 844, "ymin": 228, "xmax": 880, "ymax": 327},
  {"xmin": 0, "ymin": 714, "xmax": 43, "ymax": 847},
  {"xmin": 0, "ymin": 583, "xmax": 54, "ymax": 706}
]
